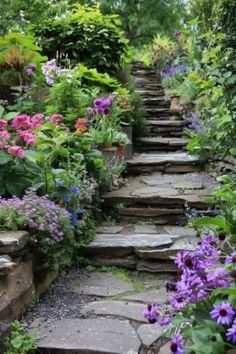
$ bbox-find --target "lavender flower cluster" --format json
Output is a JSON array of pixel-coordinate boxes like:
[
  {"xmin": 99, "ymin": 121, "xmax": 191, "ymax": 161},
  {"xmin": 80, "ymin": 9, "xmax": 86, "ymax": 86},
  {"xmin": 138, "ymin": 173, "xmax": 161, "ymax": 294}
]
[
  {"xmin": 0, "ymin": 190, "xmax": 73, "ymax": 244},
  {"xmin": 144, "ymin": 234, "xmax": 236, "ymax": 353},
  {"xmin": 162, "ymin": 64, "xmax": 187, "ymax": 79},
  {"xmin": 42, "ymin": 59, "xmax": 61, "ymax": 85}
]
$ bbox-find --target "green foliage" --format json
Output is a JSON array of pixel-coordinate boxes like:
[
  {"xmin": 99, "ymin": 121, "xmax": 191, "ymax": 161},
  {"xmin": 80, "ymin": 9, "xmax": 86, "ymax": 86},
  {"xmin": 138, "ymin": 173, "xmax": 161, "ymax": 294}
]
[
  {"xmin": 0, "ymin": 0, "xmax": 69, "ymax": 36},
  {"xmin": 99, "ymin": 0, "xmax": 186, "ymax": 45},
  {"xmin": 191, "ymin": 175, "xmax": 236, "ymax": 245},
  {"xmin": 4, "ymin": 321, "xmax": 36, "ymax": 354},
  {"xmin": 31, "ymin": 5, "xmax": 128, "ymax": 75},
  {"xmin": 0, "ymin": 32, "xmax": 46, "ymax": 103}
]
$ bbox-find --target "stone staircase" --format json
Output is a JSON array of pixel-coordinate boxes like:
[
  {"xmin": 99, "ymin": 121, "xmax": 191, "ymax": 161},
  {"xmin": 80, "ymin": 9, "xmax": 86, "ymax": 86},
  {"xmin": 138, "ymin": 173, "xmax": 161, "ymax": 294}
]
[
  {"xmin": 80, "ymin": 60, "xmax": 216, "ymax": 271},
  {"xmin": 25, "ymin": 61, "xmax": 216, "ymax": 354}
]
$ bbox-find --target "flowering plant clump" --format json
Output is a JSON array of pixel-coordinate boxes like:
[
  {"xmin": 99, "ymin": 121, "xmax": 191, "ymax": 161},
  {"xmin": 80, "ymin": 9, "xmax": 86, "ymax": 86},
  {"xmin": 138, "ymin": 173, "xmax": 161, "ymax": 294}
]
[
  {"xmin": 42, "ymin": 59, "xmax": 62, "ymax": 85},
  {"xmin": 144, "ymin": 234, "xmax": 236, "ymax": 353},
  {"xmin": 0, "ymin": 190, "xmax": 74, "ymax": 270}
]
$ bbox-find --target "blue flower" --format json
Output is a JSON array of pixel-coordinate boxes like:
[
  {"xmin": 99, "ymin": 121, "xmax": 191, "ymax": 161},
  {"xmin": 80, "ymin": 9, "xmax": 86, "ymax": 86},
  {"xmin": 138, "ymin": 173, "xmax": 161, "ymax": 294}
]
[
  {"xmin": 56, "ymin": 179, "xmax": 63, "ymax": 187},
  {"xmin": 64, "ymin": 195, "xmax": 71, "ymax": 202},
  {"xmin": 70, "ymin": 186, "xmax": 80, "ymax": 195},
  {"xmin": 77, "ymin": 206, "xmax": 85, "ymax": 214},
  {"xmin": 70, "ymin": 214, "xmax": 78, "ymax": 226}
]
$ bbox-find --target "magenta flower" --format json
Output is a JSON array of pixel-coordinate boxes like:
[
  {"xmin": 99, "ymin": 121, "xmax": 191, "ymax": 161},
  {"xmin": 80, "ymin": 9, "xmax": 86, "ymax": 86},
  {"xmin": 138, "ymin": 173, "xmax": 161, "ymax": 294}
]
[
  {"xmin": 49, "ymin": 114, "xmax": 63, "ymax": 123},
  {"xmin": 8, "ymin": 146, "xmax": 25, "ymax": 159},
  {"xmin": 19, "ymin": 132, "xmax": 36, "ymax": 146},
  {"xmin": 12, "ymin": 115, "xmax": 32, "ymax": 131},
  {"xmin": 0, "ymin": 130, "xmax": 10, "ymax": 139},
  {"xmin": 94, "ymin": 99, "xmax": 104, "ymax": 107},
  {"xmin": 0, "ymin": 119, "xmax": 7, "ymax": 130},
  {"xmin": 170, "ymin": 334, "xmax": 183, "ymax": 354},
  {"xmin": 174, "ymin": 31, "xmax": 181, "ymax": 37},
  {"xmin": 227, "ymin": 323, "xmax": 236, "ymax": 344},
  {"xmin": 210, "ymin": 302, "xmax": 235, "ymax": 325}
]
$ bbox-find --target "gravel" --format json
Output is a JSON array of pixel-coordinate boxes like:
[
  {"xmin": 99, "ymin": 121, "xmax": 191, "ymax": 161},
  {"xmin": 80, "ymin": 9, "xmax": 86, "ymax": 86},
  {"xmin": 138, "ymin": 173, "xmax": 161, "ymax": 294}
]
[{"xmin": 21, "ymin": 268, "xmax": 101, "ymax": 330}]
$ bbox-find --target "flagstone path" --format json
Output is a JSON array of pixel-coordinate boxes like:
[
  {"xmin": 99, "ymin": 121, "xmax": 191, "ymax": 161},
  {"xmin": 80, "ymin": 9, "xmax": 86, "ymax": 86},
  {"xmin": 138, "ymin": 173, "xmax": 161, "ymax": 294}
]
[{"xmin": 26, "ymin": 61, "xmax": 215, "ymax": 353}]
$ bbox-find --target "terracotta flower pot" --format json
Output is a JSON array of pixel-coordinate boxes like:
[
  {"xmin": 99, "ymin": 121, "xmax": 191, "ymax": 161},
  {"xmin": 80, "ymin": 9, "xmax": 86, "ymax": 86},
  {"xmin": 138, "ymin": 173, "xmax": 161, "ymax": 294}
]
[
  {"xmin": 116, "ymin": 144, "xmax": 125, "ymax": 158},
  {"xmin": 170, "ymin": 96, "xmax": 181, "ymax": 113}
]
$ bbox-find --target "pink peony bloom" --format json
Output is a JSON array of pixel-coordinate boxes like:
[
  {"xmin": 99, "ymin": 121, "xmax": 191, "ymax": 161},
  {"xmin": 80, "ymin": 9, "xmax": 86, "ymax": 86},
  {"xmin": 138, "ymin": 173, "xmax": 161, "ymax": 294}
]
[
  {"xmin": 8, "ymin": 146, "xmax": 26, "ymax": 159},
  {"xmin": 19, "ymin": 132, "xmax": 36, "ymax": 146},
  {"xmin": 0, "ymin": 130, "xmax": 11, "ymax": 139},
  {"xmin": 12, "ymin": 115, "xmax": 32, "ymax": 131},
  {"xmin": 0, "ymin": 119, "xmax": 7, "ymax": 130},
  {"xmin": 49, "ymin": 114, "xmax": 63, "ymax": 122}
]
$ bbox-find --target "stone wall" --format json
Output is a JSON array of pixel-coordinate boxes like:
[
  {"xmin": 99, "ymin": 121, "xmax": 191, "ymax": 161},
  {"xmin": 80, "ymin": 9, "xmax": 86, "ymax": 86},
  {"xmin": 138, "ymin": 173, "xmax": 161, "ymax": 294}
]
[
  {"xmin": 0, "ymin": 231, "xmax": 58, "ymax": 322},
  {"xmin": 205, "ymin": 155, "xmax": 236, "ymax": 178}
]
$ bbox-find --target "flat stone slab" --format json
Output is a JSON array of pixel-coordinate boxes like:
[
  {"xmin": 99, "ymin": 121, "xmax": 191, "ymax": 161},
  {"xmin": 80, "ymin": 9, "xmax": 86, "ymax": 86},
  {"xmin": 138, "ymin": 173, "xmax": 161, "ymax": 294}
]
[
  {"xmin": 134, "ymin": 225, "xmax": 158, "ymax": 234},
  {"xmin": 82, "ymin": 233, "xmax": 173, "ymax": 257},
  {"xmin": 70, "ymin": 272, "xmax": 134, "ymax": 297},
  {"xmin": 137, "ymin": 137, "xmax": 189, "ymax": 146},
  {"xmin": 103, "ymin": 172, "xmax": 215, "ymax": 208},
  {"xmin": 122, "ymin": 287, "xmax": 168, "ymax": 304},
  {"xmin": 164, "ymin": 226, "xmax": 196, "ymax": 238},
  {"xmin": 98, "ymin": 226, "xmax": 124, "ymax": 234},
  {"xmin": 0, "ymin": 231, "xmax": 29, "ymax": 254},
  {"xmin": 127, "ymin": 152, "xmax": 198, "ymax": 166},
  {"xmin": 158, "ymin": 342, "xmax": 171, "ymax": 353},
  {"xmin": 36, "ymin": 318, "xmax": 141, "ymax": 354},
  {"xmin": 137, "ymin": 237, "xmax": 198, "ymax": 260},
  {"xmin": 81, "ymin": 300, "xmax": 147, "ymax": 323},
  {"xmin": 137, "ymin": 323, "xmax": 164, "ymax": 347}
]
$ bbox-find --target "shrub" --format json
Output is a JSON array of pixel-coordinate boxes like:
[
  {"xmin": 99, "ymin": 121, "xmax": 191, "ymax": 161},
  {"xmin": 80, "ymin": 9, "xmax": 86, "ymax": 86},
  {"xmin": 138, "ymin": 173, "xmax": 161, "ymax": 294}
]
[
  {"xmin": 0, "ymin": 33, "xmax": 46, "ymax": 103},
  {"xmin": 31, "ymin": 5, "xmax": 128, "ymax": 76}
]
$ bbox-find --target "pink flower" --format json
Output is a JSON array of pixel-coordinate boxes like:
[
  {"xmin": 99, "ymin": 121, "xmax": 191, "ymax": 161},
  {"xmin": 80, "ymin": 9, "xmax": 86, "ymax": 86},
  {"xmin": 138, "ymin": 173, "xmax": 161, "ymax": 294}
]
[
  {"xmin": 31, "ymin": 114, "xmax": 44, "ymax": 129},
  {"xmin": 12, "ymin": 115, "xmax": 32, "ymax": 131},
  {"xmin": 0, "ymin": 130, "xmax": 11, "ymax": 139},
  {"xmin": 0, "ymin": 119, "xmax": 7, "ymax": 130},
  {"xmin": 19, "ymin": 132, "xmax": 36, "ymax": 146},
  {"xmin": 8, "ymin": 146, "xmax": 26, "ymax": 159},
  {"xmin": 76, "ymin": 118, "xmax": 88, "ymax": 125},
  {"xmin": 49, "ymin": 114, "xmax": 63, "ymax": 122}
]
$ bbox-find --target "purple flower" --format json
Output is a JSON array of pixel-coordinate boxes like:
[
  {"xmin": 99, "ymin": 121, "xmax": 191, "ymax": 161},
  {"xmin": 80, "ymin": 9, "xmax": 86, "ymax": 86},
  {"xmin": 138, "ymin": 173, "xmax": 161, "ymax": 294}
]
[
  {"xmin": 144, "ymin": 303, "xmax": 158, "ymax": 323},
  {"xmin": 210, "ymin": 302, "xmax": 235, "ymax": 325},
  {"xmin": 170, "ymin": 334, "xmax": 183, "ymax": 354},
  {"xmin": 56, "ymin": 180, "xmax": 63, "ymax": 187},
  {"xmin": 174, "ymin": 31, "xmax": 181, "ymax": 37},
  {"xmin": 225, "ymin": 251, "xmax": 236, "ymax": 264},
  {"xmin": 94, "ymin": 99, "xmax": 104, "ymax": 107},
  {"xmin": 87, "ymin": 107, "xmax": 94, "ymax": 116},
  {"xmin": 227, "ymin": 323, "xmax": 236, "ymax": 344}
]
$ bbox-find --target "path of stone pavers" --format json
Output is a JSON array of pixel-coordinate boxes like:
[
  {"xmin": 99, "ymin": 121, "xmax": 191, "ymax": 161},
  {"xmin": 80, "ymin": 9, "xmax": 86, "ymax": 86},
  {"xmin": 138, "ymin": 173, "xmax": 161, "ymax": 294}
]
[
  {"xmin": 28, "ymin": 61, "xmax": 216, "ymax": 353},
  {"xmin": 25, "ymin": 267, "xmax": 172, "ymax": 354}
]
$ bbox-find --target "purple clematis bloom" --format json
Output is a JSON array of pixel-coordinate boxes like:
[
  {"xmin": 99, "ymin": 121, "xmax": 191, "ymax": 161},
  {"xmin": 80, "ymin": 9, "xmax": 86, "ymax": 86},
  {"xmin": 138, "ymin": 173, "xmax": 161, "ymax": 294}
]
[
  {"xmin": 227, "ymin": 323, "xmax": 236, "ymax": 344},
  {"xmin": 210, "ymin": 302, "xmax": 235, "ymax": 325},
  {"xmin": 170, "ymin": 334, "xmax": 184, "ymax": 354}
]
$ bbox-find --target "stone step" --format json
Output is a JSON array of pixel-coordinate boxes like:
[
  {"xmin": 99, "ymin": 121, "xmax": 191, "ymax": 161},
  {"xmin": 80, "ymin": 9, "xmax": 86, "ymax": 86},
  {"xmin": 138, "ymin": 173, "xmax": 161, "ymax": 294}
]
[
  {"xmin": 35, "ymin": 318, "xmax": 142, "ymax": 354},
  {"xmin": 143, "ymin": 98, "xmax": 169, "ymax": 107},
  {"xmin": 135, "ymin": 89, "xmax": 165, "ymax": 97},
  {"xmin": 146, "ymin": 107, "xmax": 178, "ymax": 116},
  {"xmin": 131, "ymin": 69, "xmax": 156, "ymax": 76},
  {"xmin": 102, "ymin": 172, "xmax": 215, "ymax": 223},
  {"xmin": 146, "ymin": 120, "xmax": 188, "ymax": 137},
  {"xmin": 80, "ymin": 224, "xmax": 198, "ymax": 270},
  {"xmin": 147, "ymin": 115, "xmax": 183, "ymax": 121},
  {"xmin": 136, "ymin": 137, "xmax": 189, "ymax": 152},
  {"xmin": 126, "ymin": 152, "xmax": 201, "ymax": 175}
]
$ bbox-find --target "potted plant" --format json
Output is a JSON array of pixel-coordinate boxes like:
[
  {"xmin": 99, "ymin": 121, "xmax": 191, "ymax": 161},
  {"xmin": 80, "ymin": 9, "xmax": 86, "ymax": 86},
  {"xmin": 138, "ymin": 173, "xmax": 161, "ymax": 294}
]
[{"xmin": 112, "ymin": 131, "xmax": 130, "ymax": 158}]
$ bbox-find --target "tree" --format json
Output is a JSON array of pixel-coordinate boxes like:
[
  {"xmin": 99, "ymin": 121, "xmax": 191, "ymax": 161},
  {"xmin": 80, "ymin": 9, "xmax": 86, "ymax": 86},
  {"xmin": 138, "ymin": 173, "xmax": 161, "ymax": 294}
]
[
  {"xmin": 75, "ymin": 0, "xmax": 186, "ymax": 44},
  {"xmin": 0, "ymin": 0, "xmax": 69, "ymax": 35}
]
